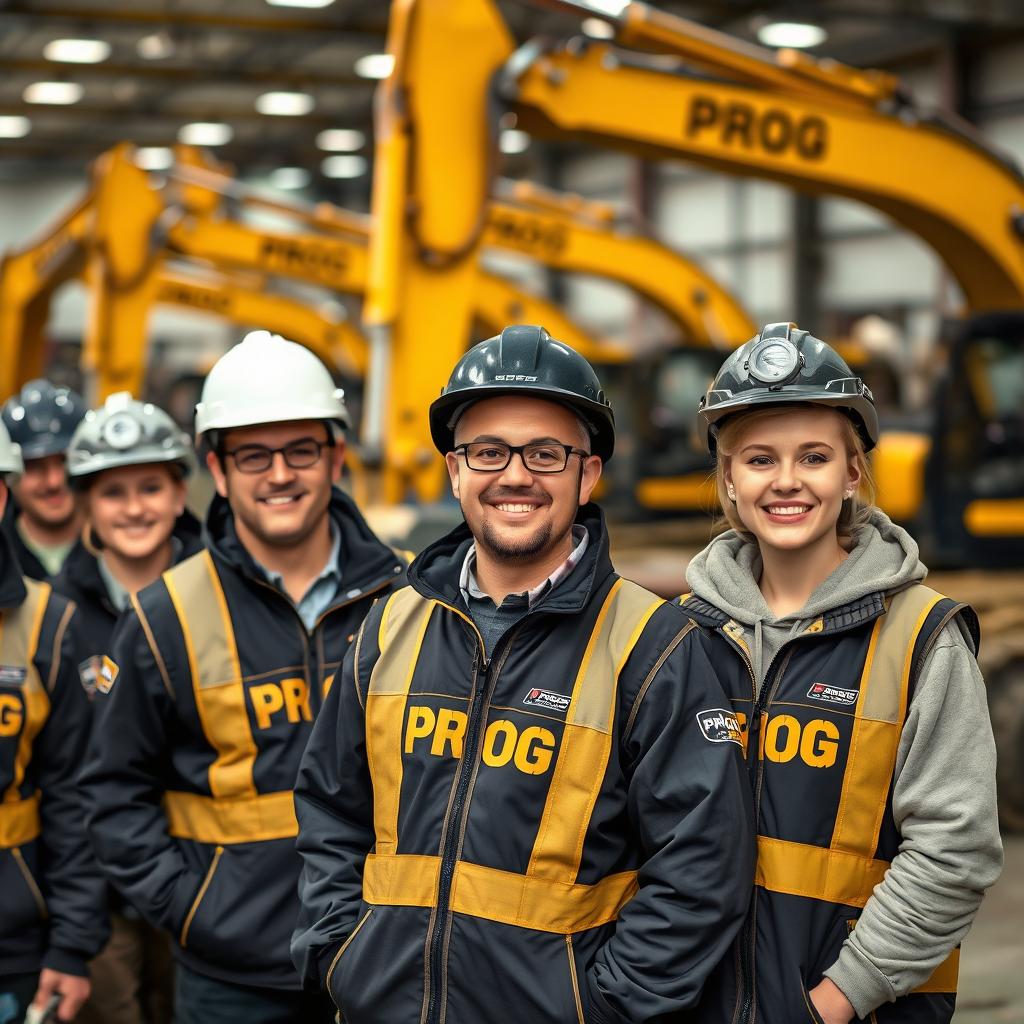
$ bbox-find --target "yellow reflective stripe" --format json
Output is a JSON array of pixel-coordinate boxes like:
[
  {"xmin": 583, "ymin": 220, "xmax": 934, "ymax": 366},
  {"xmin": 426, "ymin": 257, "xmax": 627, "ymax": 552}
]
[
  {"xmin": 363, "ymin": 853, "xmax": 638, "ymax": 933},
  {"xmin": 914, "ymin": 948, "xmax": 959, "ymax": 993},
  {"xmin": 164, "ymin": 553, "xmax": 256, "ymax": 800},
  {"xmin": 163, "ymin": 790, "xmax": 297, "ymax": 844},
  {"xmin": 0, "ymin": 793, "xmax": 41, "ymax": 847},
  {"xmin": 529, "ymin": 579, "xmax": 663, "ymax": 883},
  {"xmin": 366, "ymin": 589, "xmax": 435, "ymax": 856},
  {"xmin": 2, "ymin": 581, "xmax": 50, "ymax": 802},
  {"xmin": 756, "ymin": 836, "xmax": 888, "ymax": 908},
  {"xmin": 832, "ymin": 586, "xmax": 943, "ymax": 859}
]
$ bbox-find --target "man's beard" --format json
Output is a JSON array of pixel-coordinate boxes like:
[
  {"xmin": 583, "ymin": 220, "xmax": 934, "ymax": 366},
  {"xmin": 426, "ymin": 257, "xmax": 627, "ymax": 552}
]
[{"xmin": 478, "ymin": 516, "xmax": 555, "ymax": 563}]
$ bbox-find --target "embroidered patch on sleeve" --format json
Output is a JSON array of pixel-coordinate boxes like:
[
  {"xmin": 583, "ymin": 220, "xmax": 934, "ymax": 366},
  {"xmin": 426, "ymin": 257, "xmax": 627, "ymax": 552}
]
[{"xmin": 696, "ymin": 708, "xmax": 743, "ymax": 745}]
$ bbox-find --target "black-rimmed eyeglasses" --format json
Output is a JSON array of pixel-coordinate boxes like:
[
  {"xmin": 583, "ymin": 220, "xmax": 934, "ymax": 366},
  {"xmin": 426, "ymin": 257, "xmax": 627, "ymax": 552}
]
[
  {"xmin": 224, "ymin": 438, "xmax": 331, "ymax": 474},
  {"xmin": 454, "ymin": 441, "xmax": 588, "ymax": 473}
]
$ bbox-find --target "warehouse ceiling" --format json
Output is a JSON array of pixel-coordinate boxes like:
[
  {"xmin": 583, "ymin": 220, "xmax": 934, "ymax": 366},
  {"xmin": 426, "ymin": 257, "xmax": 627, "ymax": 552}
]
[{"xmin": 0, "ymin": 0, "xmax": 1023, "ymax": 190}]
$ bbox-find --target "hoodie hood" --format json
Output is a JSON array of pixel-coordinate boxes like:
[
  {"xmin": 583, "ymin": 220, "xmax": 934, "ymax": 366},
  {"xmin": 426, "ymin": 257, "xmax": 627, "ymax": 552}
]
[{"xmin": 685, "ymin": 510, "xmax": 927, "ymax": 688}]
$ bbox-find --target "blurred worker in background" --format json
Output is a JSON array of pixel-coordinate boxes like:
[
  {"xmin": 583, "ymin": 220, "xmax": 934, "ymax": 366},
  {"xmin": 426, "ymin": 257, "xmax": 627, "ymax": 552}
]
[
  {"xmin": 53, "ymin": 393, "xmax": 201, "ymax": 1024},
  {"xmin": 292, "ymin": 325, "xmax": 754, "ymax": 1024},
  {"xmin": 80, "ymin": 331, "xmax": 406, "ymax": 1024},
  {"xmin": 0, "ymin": 418, "xmax": 108, "ymax": 1023},
  {"xmin": 680, "ymin": 323, "xmax": 1003, "ymax": 1023},
  {"xmin": 1, "ymin": 380, "xmax": 87, "ymax": 580}
]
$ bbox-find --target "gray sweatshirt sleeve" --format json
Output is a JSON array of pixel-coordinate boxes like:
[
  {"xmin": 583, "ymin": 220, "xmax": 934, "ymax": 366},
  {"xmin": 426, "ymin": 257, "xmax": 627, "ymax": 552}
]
[{"xmin": 823, "ymin": 621, "xmax": 1004, "ymax": 1018}]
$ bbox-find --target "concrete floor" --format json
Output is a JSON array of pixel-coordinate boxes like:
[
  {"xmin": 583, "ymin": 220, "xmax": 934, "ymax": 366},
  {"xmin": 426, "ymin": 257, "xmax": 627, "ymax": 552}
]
[{"xmin": 954, "ymin": 835, "xmax": 1024, "ymax": 1022}]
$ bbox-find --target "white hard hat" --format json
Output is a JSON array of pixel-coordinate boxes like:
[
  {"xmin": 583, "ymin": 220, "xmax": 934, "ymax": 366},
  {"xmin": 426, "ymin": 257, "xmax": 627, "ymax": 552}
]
[
  {"xmin": 67, "ymin": 392, "xmax": 196, "ymax": 484},
  {"xmin": 194, "ymin": 331, "xmax": 350, "ymax": 438},
  {"xmin": 0, "ymin": 418, "xmax": 24, "ymax": 476}
]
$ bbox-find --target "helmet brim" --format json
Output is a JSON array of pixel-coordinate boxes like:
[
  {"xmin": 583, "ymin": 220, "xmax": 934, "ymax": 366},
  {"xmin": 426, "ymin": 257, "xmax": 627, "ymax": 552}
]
[
  {"xmin": 703, "ymin": 390, "xmax": 878, "ymax": 452},
  {"xmin": 429, "ymin": 383, "xmax": 615, "ymax": 462}
]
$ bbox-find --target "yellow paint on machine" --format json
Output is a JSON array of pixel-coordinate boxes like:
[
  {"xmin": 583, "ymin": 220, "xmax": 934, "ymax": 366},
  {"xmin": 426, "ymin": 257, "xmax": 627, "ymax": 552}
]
[
  {"xmin": 871, "ymin": 432, "xmax": 930, "ymax": 523},
  {"xmin": 964, "ymin": 499, "xmax": 1024, "ymax": 536},
  {"xmin": 635, "ymin": 473, "xmax": 716, "ymax": 512}
]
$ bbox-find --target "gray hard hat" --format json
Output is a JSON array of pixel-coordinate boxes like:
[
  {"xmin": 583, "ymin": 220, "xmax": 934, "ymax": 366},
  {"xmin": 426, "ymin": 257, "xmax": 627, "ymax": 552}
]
[
  {"xmin": 2, "ymin": 379, "xmax": 87, "ymax": 460},
  {"xmin": 698, "ymin": 322, "xmax": 879, "ymax": 454},
  {"xmin": 67, "ymin": 392, "xmax": 196, "ymax": 484}
]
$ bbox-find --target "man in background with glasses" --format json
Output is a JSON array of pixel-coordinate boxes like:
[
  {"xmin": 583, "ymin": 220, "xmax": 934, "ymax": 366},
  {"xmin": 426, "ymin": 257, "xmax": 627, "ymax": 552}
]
[
  {"xmin": 81, "ymin": 331, "xmax": 405, "ymax": 1024},
  {"xmin": 292, "ymin": 326, "xmax": 753, "ymax": 1024}
]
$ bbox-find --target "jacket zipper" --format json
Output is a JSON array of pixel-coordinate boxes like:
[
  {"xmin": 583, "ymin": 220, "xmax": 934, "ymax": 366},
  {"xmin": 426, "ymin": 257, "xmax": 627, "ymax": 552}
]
[
  {"xmin": 326, "ymin": 906, "xmax": 374, "ymax": 1009},
  {"xmin": 733, "ymin": 639, "xmax": 796, "ymax": 1024},
  {"xmin": 424, "ymin": 608, "xmax": 517, "ymax": 1024},
  {"xmin": 565, "ymin": 935, "xmax": 585, "ymax": 1024},
  {"xmin": 249, "ymin": 574, "xmax": 395, "ymax": 709},
  {"xmin": 180, "ymin": 845, "xmax": 223, "ymax": 947},
  {"xmin": 11, "ymin": 847, "xmax": 47, "ymax": 919}
]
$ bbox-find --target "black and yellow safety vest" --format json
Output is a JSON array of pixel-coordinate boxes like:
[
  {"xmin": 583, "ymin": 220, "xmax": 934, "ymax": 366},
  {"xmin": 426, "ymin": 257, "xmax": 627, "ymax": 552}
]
[
  {"xmin": 0, "ymin": 579, "xmax": 52, "ymax": 853},
  {"xmin": 1, "ymin": 570, "xmax": 106, "ymax": 977},
  {"xmin": 81, "ymin": 491, "xmax": 404, "ymax": 990},
  {"xmin": 680, "ymin": 583, "xmax": 976, "ymax": 1024},
  {"xmin": 293, "ymin": 509, "xmax": 756, "ymax": 1024}
]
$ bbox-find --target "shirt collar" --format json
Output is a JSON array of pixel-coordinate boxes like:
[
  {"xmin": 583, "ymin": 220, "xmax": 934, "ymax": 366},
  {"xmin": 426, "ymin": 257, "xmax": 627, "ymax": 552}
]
[
  {"xmin": 256, "ymin": 521, "xmax": 342, "ymax": 599},
  {"xmin": 460, "ymin": 524, "xmax": 588, "ymax": 609}
]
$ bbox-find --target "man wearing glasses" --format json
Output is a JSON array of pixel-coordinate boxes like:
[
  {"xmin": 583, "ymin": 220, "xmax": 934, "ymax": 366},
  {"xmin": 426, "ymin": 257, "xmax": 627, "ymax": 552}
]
[
  {"xmin": 292, "ymin": 326, "xmax": 754, "ymax": 1024},
  {"xmin": 80, "ymin": 332, "xmax": 405, "ymax": 1024}
]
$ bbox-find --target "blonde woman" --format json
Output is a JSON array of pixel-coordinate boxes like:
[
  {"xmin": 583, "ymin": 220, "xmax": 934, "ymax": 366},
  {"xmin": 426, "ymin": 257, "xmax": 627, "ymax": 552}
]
[{"xmin": 680, "ymin": 323, "xmax": 1002, "ymax": 1024}]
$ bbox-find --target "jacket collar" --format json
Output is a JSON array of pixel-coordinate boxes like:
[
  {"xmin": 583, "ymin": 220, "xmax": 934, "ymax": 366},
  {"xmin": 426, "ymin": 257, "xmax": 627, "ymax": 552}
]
[
  {"xmin": 204, "ymin": 487, "xmax": 403, "ymax": 600},
  {"xmin": 682, "ymin": 589, "xmax": 888, "ymax": 638},
  {"xmin": 408, "ymin": 502, "xmax": 615, "ymax": 616}
]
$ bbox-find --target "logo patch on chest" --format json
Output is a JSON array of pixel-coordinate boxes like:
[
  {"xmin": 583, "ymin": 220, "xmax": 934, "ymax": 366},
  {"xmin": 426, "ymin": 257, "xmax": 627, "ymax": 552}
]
[
  {"xmin": 806, "ymin": 683, "xmax": 858, "ymax": 706},
  {"xmin": 0, "ymin": 664, "xmax": 27, "ymax": 685},
  {"xmin": 79, "ymin": 655, "xmax": 119, "ymax": 697},
  {"xmin": 522, "ymin": 688, "xmax": 571, "ymax": 713},
  {"xmin": 696, "ymin": 708, "xmax": 743, "ymax": 745}
]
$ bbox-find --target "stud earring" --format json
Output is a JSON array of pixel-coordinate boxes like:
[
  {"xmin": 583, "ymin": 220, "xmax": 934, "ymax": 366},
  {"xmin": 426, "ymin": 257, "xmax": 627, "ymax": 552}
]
[
  {"xmin": 843, "ymin": 490, "xmax": 854, "ymax": 500},
  {"xmin": 727, "ymin": 486, "xmax": 736, "ymax": 500}
]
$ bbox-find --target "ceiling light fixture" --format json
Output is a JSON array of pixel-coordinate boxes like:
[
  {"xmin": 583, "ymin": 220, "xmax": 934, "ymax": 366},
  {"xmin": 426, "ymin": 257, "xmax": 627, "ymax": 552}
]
[
  {"xmin": 135, "ymin": 147, "xmax": 174, "ymax": 171},
  {"xmin": 269, "ymin": 167, "xmax": 312, "ymax": 189},
  {"xmin": 23, "ymin": 81, "xmax": 84, "ymax": 105},
  {"xmin": 757, "ymin": 21, "xmax": 827, "ymax": 48},
  {"xmin": 137, "ymin": 31, "xmax": 175, "ymax": 60},
  {"xmin": 178, "ymin": 122, "xmax": 233, "ymax": 146},
  {"xmin": 321, "ymin": 155, "xmax": 368, "ymax": 178},
  {"xmin": 499, "ymin": 129, "xmax": 531, "ymax": 155},
  {"xmin": 255, "ymin": 91, "xmax": 315, "ymax": 116},
  {"xmin": 0, "ymin": 116, "xmax": 31, "ymax": 138},
  {"xmin": 316, "ymin": 128, "xmax": 365, "ymax": 151},
  {"xmin": 43, "ymin": 38, "xmax": 111, "ymax": 64},
  {"xmin": 354, "ymin": 54, "xmax": 394, "ymax": 80},
  {"xmin": 581, "ymin": 18, "xmax": 615, "ymax": 40},
  {"xmin": 265, "ymin": 0, "xmax": 336, "ymax": 7}
]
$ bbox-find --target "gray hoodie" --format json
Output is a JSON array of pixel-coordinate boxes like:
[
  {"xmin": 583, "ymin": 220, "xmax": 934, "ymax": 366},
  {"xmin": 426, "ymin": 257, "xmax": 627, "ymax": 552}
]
[{"xmin": 686, "ymin": 510, "xmax": 1003, "ymax": 1018}]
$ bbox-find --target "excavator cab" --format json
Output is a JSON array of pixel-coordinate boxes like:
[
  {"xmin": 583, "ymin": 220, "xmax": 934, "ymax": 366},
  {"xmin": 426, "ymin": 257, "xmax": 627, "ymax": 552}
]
[
  {"xmin": 924, "ymin": 312, "xmax": 1024, "ymax": 567},
  {"xmin": 599, "ymin": 345, "xmax": 722, "ymax": 516}
]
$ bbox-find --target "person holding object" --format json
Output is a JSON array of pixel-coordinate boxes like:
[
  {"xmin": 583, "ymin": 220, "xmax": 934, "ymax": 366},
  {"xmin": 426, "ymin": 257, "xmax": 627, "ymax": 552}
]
[
  {"xmin": 79, "ymin": 332, "xmax": 406, "ymax": 1024},
  {"xmin": 53, "ymin": 393, "xmax": 202, "ymax": 1024},
  {"xmin": 0, "ymin": 418, "xmax": 107, "ymax": 1022},
  {"xmin": 292, "ymin": 325, "xmax": 755, "ymax": 1024},
  {"xmin": 680, "ymin": 322, "xmax": 1003, "ymax": 1023}
]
